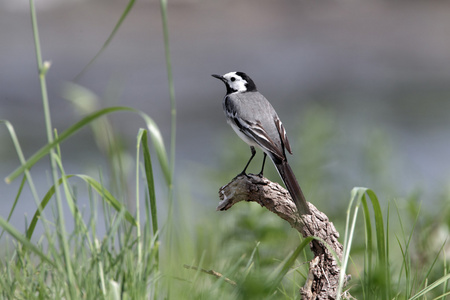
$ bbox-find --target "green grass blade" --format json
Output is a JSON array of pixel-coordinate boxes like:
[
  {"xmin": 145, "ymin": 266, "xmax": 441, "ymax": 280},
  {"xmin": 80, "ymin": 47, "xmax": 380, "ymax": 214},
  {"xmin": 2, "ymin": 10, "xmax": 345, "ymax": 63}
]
[
  {"xmin": 385, "ymin": 200, "xmax": 391, "ymax": 296},
  {"xmin": 245, "ymin": 241, "xmax": 260, "ymax": 271},
  {"xmin": 420, "ymin": 241, "xmax": 448, "ymax": 293},
  {"xmin": 409, "ymin": 273, "xmax": 450, "ymax": 300},
  {"xmin": 159, "ymin": 0, "xmax": 176, "ymax": 180},
  {"xmin": 443, "ymin": 255, "xmax": 449, "ymax": 299},
  {"xmin": 269, "ymin": 237, "xmax": 314, "ymax": 292},
  {"xmin": 26, "ymin": 177, "xmax": 68, "ymax": 239},
  {"xmin": 158, "ymin": 6, "xmax": 177, "ymax": 288},
  {"xmin": 364, "ymin": 189, "xmax": 389, "ymax": 299},
  {"xmin": 361, "ymin": 194, "xmax": 373, "ymax": 292},
  {"xmin": 1, "ymin": 120, "xmax": 41, "ymax": 207},
  {"xmin": 136, "ymin": 129, "xmax": 144, "ymax": 269},
  {"xmin": 338, "ymin": 187, "xmax": 364, "ymax": 300},
  {"xmin": 0, "ymin": 175, "xmax": 26, "ymax": 241},
  {"xmin": 139, "ymin": 128, "xmax": 160, "ymax": 289},
  {"xmin": 74, "ymin": 0, "xmax": 136, "ymax": 81},
  {"xmin": 397, "ymin": 199, "xmax": 421, "ymax": 297},
  {"xmin": 338, "ymin": 187, "xmax": 389, "ymax": 299},
  {"xmin": 26, "ymin": 174, "xmax": 138, "ymax": 240},
  {"xmin": 137, "ymin": 111, "xmax": 171, "ymax": 185},
  {"xmin": 5, "ymin": 107, "xmax": 170, "ymax": 185},
  {"xmin": 30, "ymin": 1, "xmax": 77, "ymax": 295},
  {"xmin": 73, "ymin": 174, "xmax": 138, "ymax": 226},
  {"xmin": 365, "ymin": 190, "xmax": 386, "ymax": 266},
  {"xmin": 141, "ymin": 130, "xmax": 158, "ymax": 236},
  {"xmin": 5, "ymin": 107, "xmax": 132, "ymax": 183},
  {"xmin": 53, "ymin": 145, "xmax": 94, "ymax": 251},
  {"xmin": 0, "ymin": 216, "xmax": 56, "ymax": 268}
]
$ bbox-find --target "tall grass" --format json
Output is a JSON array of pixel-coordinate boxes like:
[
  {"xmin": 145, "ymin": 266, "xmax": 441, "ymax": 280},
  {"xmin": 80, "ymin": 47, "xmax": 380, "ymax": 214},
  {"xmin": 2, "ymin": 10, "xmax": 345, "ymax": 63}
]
[
  {"xmin": 337, "ymin": 187, "xmax": 450, "ymax": 299},
  {"xmin": 1, "ymin": 0, "xmax": 170, "ymax": 298},
  {"xmin": 1, "ymin": 0, "xmax": 449, "ymax": 299}
]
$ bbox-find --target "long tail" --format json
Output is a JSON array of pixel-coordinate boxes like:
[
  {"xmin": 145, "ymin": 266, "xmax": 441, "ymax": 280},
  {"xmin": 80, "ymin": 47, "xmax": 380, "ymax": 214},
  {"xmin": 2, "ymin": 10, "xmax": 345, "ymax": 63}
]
[{"xmin": 275, "ymin": 160, "xmax": 311, "ymax": 215}]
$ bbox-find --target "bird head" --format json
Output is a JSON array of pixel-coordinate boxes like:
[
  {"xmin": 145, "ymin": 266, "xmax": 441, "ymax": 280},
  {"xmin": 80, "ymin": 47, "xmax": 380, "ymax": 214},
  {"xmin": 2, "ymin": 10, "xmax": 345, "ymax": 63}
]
[{"xmin": 212, "ymin": 72, "xmax": 257, "ymax": 94}]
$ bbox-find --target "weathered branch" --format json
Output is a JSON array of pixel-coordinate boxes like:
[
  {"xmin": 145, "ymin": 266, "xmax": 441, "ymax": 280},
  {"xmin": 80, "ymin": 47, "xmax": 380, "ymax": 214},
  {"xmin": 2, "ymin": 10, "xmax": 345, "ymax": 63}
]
[{"xmin": 218, "ymin": 174, "xmax": 352, "ymax": 300}]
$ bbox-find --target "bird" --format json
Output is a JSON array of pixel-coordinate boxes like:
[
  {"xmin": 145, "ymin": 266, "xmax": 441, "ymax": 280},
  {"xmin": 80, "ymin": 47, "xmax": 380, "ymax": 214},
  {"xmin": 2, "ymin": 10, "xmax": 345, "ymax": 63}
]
[{"xmin": 212, "ymin": 71, "xmax": 310, "ymax": 215}]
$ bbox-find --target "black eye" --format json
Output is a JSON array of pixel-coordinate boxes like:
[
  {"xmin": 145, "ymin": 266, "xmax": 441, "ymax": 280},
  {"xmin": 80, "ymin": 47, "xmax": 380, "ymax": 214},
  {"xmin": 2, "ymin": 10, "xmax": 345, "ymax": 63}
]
[{"xmin": 230, "ymin": 77, "xmax": 236, "ymax": 82}]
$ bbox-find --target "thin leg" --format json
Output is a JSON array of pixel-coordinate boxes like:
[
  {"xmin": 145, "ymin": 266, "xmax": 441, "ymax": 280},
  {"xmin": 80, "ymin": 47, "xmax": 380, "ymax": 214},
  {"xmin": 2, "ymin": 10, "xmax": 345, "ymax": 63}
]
[
  {"xmin": 239, "ymin": 146, "xmax": 256, "ymax": 175},
  {"xmin": 258, "ymin": 153, "xmax": 267, "ymax": 177}
]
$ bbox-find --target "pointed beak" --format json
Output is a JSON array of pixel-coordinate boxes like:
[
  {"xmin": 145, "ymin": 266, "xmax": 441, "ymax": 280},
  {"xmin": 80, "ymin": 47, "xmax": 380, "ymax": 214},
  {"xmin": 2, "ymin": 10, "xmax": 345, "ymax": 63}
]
[{"xmin": 211, "ymin": 74, "xmax": 225, "ymax": 82}]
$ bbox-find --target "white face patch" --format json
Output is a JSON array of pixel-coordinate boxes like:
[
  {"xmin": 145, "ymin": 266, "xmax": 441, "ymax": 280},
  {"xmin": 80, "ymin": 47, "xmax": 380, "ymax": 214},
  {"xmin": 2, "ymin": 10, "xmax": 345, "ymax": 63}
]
[{"xmin": 223, "ymin": 72, "xmax": 248, "ymax": 92}]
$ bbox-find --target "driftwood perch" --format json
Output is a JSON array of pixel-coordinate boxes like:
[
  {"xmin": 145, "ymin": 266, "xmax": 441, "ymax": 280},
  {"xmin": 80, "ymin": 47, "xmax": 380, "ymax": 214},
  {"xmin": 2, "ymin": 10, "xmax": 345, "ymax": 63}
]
[{"xmin": 218, "ymin": 174, "xmax": 351, "ymax": 300}]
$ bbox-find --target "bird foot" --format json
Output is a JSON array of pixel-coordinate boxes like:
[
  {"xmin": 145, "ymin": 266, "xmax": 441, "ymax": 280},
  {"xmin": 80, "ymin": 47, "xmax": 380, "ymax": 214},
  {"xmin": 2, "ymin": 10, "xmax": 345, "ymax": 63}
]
[{"xmin": 233, "ymin": 172, "xmax": 248, "ymax": 180}]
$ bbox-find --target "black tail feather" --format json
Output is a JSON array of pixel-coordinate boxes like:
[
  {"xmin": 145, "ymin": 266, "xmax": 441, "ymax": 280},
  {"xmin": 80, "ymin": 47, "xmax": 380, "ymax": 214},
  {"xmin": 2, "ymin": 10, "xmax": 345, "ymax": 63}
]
[{"xmin": 275, "ymin": 160, "xmax": 310, "ymax": 215}]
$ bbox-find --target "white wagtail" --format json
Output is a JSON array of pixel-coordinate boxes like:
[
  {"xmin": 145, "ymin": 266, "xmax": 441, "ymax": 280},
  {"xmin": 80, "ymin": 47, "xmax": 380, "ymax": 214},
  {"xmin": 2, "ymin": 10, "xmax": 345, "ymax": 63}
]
[{"xmin": 212, "ymin": 71, "xmax": 311, "ymax": 215}]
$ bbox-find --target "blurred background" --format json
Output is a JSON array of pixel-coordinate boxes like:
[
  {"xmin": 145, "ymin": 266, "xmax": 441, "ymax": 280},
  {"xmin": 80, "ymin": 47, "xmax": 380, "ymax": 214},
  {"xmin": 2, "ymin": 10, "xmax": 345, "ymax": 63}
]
[{"xmin": 1, "ymin": 0, "xmax": 450, "ymax": 231}]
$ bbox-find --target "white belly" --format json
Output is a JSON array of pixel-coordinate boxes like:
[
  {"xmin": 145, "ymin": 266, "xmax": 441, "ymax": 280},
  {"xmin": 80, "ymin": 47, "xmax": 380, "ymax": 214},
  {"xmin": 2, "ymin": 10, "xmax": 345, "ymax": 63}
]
[{"xmin": 228, "ymin": 120, "xmax": 262, "ymax": 149}]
